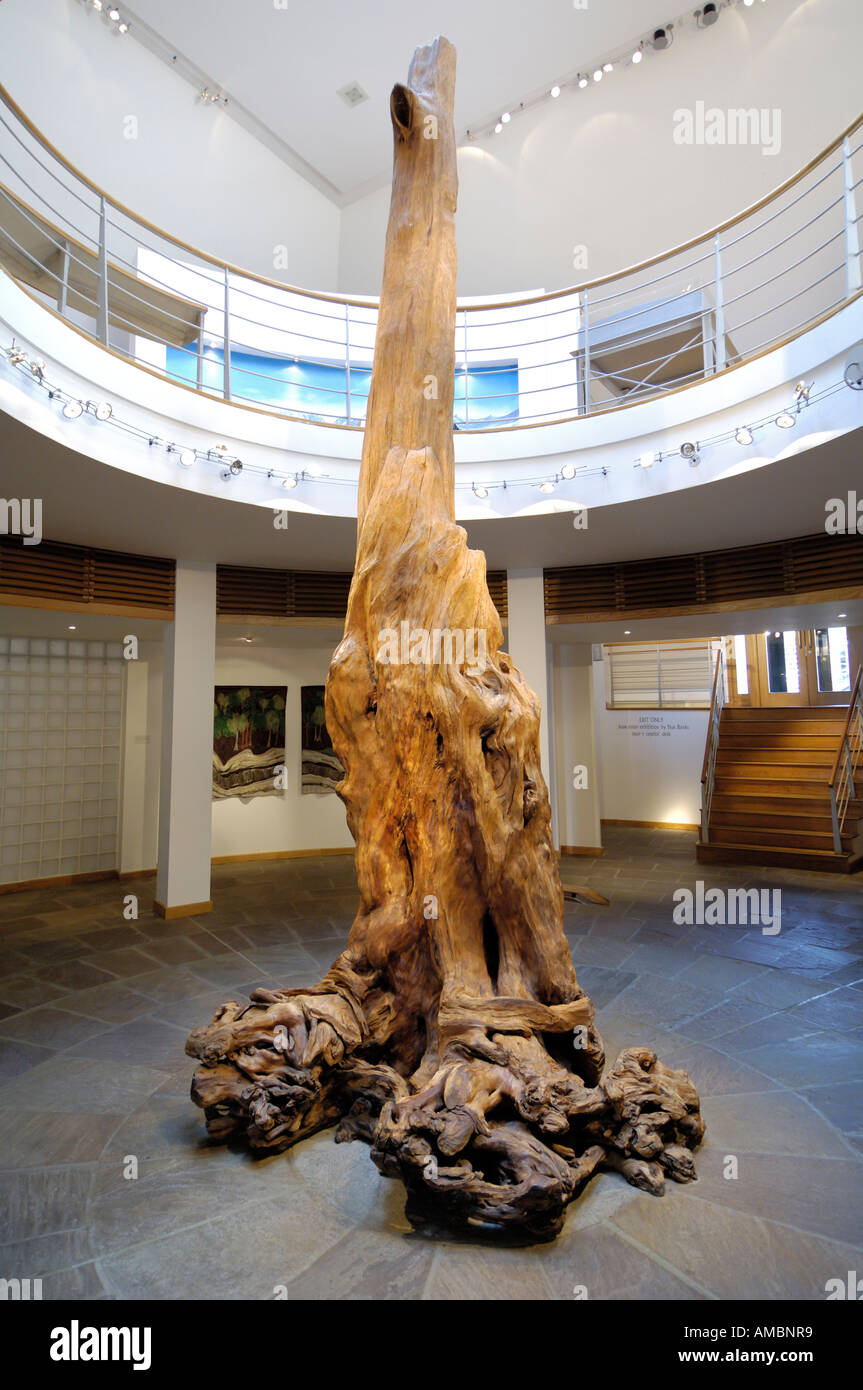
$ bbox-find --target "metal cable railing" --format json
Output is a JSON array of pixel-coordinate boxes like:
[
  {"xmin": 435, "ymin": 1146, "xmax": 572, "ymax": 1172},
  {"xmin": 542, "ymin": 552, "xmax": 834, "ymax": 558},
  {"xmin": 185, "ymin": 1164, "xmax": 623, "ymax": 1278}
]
[{"xmin": 0, "ymin": 82, "xmax": 861, "ymax": 433}]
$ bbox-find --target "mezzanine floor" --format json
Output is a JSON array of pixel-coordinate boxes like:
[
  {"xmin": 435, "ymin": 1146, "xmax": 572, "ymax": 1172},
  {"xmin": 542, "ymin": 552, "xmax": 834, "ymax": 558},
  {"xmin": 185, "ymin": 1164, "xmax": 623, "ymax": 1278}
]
[{"xmin": 0, "ymin": 826, "xmax": 861, "ymax": 1301}]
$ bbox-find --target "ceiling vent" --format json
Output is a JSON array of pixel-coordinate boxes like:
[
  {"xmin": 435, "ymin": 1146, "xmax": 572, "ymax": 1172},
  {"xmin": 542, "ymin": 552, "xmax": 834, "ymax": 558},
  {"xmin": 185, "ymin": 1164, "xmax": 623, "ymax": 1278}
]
[{"xmin": 337, "ymin": 80, "xmax": 370, "ymax": 109}]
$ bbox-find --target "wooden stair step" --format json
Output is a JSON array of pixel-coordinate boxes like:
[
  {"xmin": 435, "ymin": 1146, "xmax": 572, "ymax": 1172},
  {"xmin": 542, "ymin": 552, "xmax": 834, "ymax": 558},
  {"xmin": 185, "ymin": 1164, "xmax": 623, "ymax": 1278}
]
[
  {"xmin": 711, "ymin": 810, "xmax": 839, "ymax": 832},
  {"xmin": 720, "ymin": 734, "xmax": 843, "ymax": 750},
  {"xmin": 708, "ymin": 825, "xmax": 852, "ymax": 851},
  {"xmin": 711, "ymin": 793, "xmax": 860, "ymax": 815},
  {"xmin": 722, "ymin": 706, "xmax": 849, "ymax": 720},
  {"xmin": 696, "ymin": 840, "xmax": 859, "ymax": 873}
]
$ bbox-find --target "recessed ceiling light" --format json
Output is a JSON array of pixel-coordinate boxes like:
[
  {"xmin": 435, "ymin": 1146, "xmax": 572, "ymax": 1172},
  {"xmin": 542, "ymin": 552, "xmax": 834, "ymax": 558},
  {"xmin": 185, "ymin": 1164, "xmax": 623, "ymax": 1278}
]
[
  {"xmin": 838, "ymin": 613, "xmax": 847, "ymax": 619},
  {"xmin": 337, "ymin": 81, "xmax": 369, "ymax": 109},
  {"xmin": 624, "ymin": 630, "xmax": 632, "ymax": 636},
  {"xmin": 68, "ymin": 625, "xmax": 77, "ymax": 630}
]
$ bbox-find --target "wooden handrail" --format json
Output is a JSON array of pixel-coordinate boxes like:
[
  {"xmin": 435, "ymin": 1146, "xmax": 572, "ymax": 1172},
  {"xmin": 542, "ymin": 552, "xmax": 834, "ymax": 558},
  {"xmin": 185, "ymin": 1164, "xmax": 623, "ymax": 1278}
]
[
  {"xmin": 700, "ymin": 648, "xmax": 724, "ymax": 785},
  {"xmin": 829, "ymin": 665, "xmax": 863, "ymax": 787}
]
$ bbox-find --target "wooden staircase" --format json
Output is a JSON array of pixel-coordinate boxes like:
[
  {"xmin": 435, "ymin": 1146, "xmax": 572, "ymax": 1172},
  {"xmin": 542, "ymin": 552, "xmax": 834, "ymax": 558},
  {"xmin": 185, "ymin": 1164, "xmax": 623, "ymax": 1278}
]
[{"xmin": 697, "ymin": 707, "xmax": 863, "ymax": 873}]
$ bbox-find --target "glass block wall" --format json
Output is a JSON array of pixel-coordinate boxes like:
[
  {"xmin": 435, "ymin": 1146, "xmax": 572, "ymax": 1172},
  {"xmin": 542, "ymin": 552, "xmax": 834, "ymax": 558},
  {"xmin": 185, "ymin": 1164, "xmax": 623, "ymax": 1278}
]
[{"xmin": 0, "ymin": 636, "xmax": 124, "ymax": 885}]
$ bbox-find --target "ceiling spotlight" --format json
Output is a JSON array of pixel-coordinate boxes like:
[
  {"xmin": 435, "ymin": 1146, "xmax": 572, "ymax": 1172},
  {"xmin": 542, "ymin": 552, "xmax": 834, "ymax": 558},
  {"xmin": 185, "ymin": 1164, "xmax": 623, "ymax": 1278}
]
[
  {"xmin": 624, "ymin": 630, "xmax": 632, "ymax": 636},
  {"xmin": 593, "ymin": 69, "xmax": 603, "ymax": 83},
  {"xmin": 632, "ymin": 48, "xmax": 643, "ymax": 64},
  {"xmin": 8, "ymin": 346, "xmax": 27, "ymax": 364},
  {"xmin": 561, "ymin": 463, "xmax": 576, "ymax": 479},
  {"xmin": 775, "ymin": 411, "xmax": 796, "ymax": 429},
  {"xmin": 680, "ymin": 441, "xmax": 698, "ymax": 459},
  {"xmin": 578, "ymin": 75, "xmax": 589, "ymax": 89},
  {"xmin": 241, "ymin": 636, "xmax": 254, "ymax": 644},
  {"xmin": 473, "ymin": 483, "xmax": 489, "ymax": 498},
  {"xmin": 540, "ymin": 480, "xmax": 556, "ymax": 494},
  {"xmin": 306, "ymin": 462, "xmax": 323, "ymax": 477},
  {"xmin": 639, "ymin": 451, "xmax": 656, "ymax": 469},
  {"xmin": 603, "ymin": 62, "xmax": 613, "ymax": 73},
  {"xmin": 62, "ymin": 399, "xmax": 83, "ymax": 419},
  {"xmin": 550, "ymin": 85, "xmax": 561, "ymax": 98},
  {"xmin": 838, "ymin": 613, "xmax": 848, "ymax": 619},
  {"xmin": 844, "ymin": 355, "xmax": 863, "ymax": 390},
  {"xmin": 229, "ymin": 458, "xmax": 243, "ymax": 475},
  {"xmin": 91, "ymin": 1, "xmax": 103, "ymax": 10},
  {"xmin": 501, "ymin": 112, "xmax": 511, "ymax": 124},
  {"xmin": 653, "ymin": 27, "xmax": 671, "ymax": 49},
  {"xmin": 107, "ymin": 5, "xmax": 119, "ymax": 19},
  {"xmin": 93, "ymin": 401, "xmax": 112, "ymax": 420},
  {"xmin": 735, "ymin": 426, "xmax": 753, "ymax": 446},
  {"xmin": 697, "ymin": 3, "xmax": 719, "ymax": 26},
  {"xmin": 282, "ymin": 475, "xmax": 298, "ymax": 489},
  {"xmin": 744, "ymin": 0, "xmax": 754, "ymax": 6},
  {"xmin": 68, "ymin": 625, "xmax": 77, "ymax": 631},
  {"xmin": 794, "ymin": 380, "xmax": 811, "ymax": 404},
  {"xmin": 179, "ymin": 449, "xmax": 196, "ymax": 468},
  {"xmin": 494, "ymin": 122, "xmax": 503, "ymax": 134},
  {"xmin": 117, "ymin": 21, "xmax": 128, "ymax": 32}
]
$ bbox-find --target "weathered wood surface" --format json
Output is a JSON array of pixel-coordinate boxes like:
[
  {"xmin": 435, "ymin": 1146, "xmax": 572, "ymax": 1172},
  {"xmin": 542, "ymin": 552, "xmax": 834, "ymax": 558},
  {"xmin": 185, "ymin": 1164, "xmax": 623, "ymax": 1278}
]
[{"xmin": 187, "ymin": 36, "xmax": 703, "ymax": 1240}]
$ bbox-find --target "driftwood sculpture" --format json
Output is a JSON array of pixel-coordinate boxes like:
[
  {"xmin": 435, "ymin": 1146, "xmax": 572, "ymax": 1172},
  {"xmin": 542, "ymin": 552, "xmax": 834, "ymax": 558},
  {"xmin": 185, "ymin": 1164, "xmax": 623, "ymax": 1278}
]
[{"xmin": 187, "ymin": 37, "xmax": 703, "ymax": 1240}]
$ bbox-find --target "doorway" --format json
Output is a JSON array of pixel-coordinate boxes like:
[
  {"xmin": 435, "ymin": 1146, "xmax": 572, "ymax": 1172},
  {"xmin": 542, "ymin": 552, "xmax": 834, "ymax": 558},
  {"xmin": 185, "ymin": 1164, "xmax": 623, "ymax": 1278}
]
[{"xmin": 746, "ymin": 627, "xmax": 852, "ymax": 706}]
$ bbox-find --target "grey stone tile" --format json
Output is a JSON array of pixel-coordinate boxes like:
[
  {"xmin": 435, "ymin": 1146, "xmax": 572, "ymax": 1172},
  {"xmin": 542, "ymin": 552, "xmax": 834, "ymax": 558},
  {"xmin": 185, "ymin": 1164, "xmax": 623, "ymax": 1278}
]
[
  {"xmin": 536, "ymin": 1219, "xmax": 707, "ymax": 1301},
  {"xmin": 0, "ymin": 1056, "xmax": 171, "ymax": 1114},
  {"xmin": 0, "ymin": 1006, "xmax": 111, "ymax": 1051},
  {"xmin": 0, "ymin": 1108, "xmax": 122, "ymax": 1167},
  {"xmin": 744, "ymin": 1032, "xmax": 863, "ymax": 1088},
  {"xmin": 799, "ymin": 1080, "xmax": 863, "ymax": 1137},
  {"xmin": 700, "ymin": 1089, "xmax": 853, "ymax": 1157},
  {"xmin": 0, "ymin": 1036, "xmax": 55, "ymax": 1082},
  {"xmin": 68, "ymin": 1017, "xmax": 188, "ymax": 1070},
  {"xmin": 0, "ymin": 1165, "xmax": 93, "ymax": 1242}
]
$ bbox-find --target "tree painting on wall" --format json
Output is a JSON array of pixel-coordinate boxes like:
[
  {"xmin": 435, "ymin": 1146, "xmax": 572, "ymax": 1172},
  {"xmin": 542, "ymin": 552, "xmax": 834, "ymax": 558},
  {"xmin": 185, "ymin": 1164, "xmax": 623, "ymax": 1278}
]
[
  {"xmin": 300, "ymin": 685, "xmax": 344, "ymax": 794},
  {"xmin": 213, "ymin": 686, "xmax": 287, "ymax": 799}
]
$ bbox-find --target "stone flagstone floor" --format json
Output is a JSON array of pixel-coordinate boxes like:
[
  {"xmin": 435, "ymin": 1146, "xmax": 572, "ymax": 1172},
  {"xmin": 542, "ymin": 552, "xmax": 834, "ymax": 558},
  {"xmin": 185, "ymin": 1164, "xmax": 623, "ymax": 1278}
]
[{"xmin": 0, "ymin": 826, "xmax": 861, "ymax": 1300}]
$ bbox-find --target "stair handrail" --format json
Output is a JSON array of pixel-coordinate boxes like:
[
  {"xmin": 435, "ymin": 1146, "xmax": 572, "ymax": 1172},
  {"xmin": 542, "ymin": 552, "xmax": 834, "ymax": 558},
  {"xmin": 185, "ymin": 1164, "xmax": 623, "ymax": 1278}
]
[
  {"xmin": 700, "ymin": 645, "xmax": 727, "ymax": 844},
  {"xmin": 829, "ymin": 665, "xmax": 863, "ymax": 854}
]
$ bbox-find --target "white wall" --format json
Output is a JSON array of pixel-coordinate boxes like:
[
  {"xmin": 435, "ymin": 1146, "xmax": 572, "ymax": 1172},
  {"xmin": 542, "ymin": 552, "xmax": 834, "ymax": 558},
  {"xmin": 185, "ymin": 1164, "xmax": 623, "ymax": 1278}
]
[
  {"xmin": 339, "ymin": 0, "xmax": 863, "ymax": 296},
  {"xmin": 209, "ymin": 642, "xmax": 353, "ymax": 858},
  {"xmin": 592, "ymin": 660, "xmax": 707, "ymax": 827},
  {"xmin": 1, "ymin": 0, "xmax": 340, "ymax": 290}
]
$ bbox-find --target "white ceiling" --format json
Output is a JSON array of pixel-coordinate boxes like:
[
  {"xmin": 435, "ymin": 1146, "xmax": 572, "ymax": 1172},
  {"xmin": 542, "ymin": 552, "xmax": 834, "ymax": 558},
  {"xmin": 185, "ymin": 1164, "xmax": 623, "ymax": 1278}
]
[{"xmin": 125, "ymin": 0, "xmax": 662, "ymax": 198}]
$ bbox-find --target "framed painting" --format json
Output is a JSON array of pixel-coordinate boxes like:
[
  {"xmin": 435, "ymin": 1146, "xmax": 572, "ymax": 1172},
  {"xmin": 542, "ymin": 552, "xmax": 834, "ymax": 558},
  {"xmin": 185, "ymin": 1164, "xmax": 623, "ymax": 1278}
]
[
  {"xmin": 300, "ymin": 684, "xmax": 344, "ymax": 794},
  {"xmin": 213, "ymin": 685, "xmax": 286, "ymax": 799}
]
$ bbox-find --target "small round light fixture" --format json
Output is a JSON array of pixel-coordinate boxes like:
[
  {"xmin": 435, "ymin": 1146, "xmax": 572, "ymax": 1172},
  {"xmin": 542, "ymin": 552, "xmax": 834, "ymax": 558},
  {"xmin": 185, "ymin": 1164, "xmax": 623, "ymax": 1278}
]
[
  {"xmin": 593, "ymin": 69, "xmax": 603, "ymax": 83},
  {"xmin": 501, "ymin": 111, "xmax": 511, "ymax": 124},
  {"xmin": 603, "ymin": 62, "xmax": 613, "ymax": 73},
  {"xmin": 94, "ymin": 401, "xmax": 113, "ymax": 421},
  {"xmin": 229, "ymin": 458, "xmax": 243, "ymax": 475},
  {"xmin": 494, "ymin": 122, "xmax": 503, "ymax": 134},
  {"xmin": 578, "ymin": 74, "xmax": 589, "ymax": 89},
  {"xmin": 540, "ymin": 480, "xmax": 556, "ymax": 494},
  {"xmin": 550, "ymin": 85, "xmax": 561, "ymax": 98},
  {"xmin": 179, "ymin": 449, "xmax": 196, "ymax": 468},
  {"xmin": 639, "ymin": 451, "xmax": 655, "ymax": 469},
  {"xmin": 680, "ymin": 441, "xmax": 698, "ymax": 459},
  {"xmin": 561, "ymin": 463, "xmax": 576, "ymax": 479},
  {"xmin": 735, "ymin": 426, "xmax": 753, "ymax": 446},
  {"xmin": 472, "ymin": 483, "xmax": 489, "ymax": 499},
  {"xmin": 775, "ymin": 411, "xmax": 796, "ymax": 429},
  {"xmin": 62, "ymin": 399, "xmax": 83, "ymax": 419},
  {"xmin": 632, "ymin": 47, "xmax": 643, "ymax": 64},
  {"xmin": 282, "ymin": 475, "xmax": 298, "ymax": 490},
  {"xmin": 698, "ymin": 3, "xmax": 719, "ymax": 27},
  {"xmin": 653, "ymin": 27, "xmax": 670, "ymax": 49}
]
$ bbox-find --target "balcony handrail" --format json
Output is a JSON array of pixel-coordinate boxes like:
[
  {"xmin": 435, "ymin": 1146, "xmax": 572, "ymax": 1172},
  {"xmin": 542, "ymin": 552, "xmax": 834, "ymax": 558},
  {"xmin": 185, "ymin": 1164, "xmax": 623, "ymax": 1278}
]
[
  {"xmin": 829, "ymin": 665, "xmax": 863, "ymax": 854},
  {"xmin": 700, "ymin": 645, "xmax": 727, "ymax": 845},
  {"xmin": 1, "ymin": 77, "xmax": 862, "ymax": 432},
  {"xmin": 1, "ymin": 80, "xmax": 860, "ymax": 312}
]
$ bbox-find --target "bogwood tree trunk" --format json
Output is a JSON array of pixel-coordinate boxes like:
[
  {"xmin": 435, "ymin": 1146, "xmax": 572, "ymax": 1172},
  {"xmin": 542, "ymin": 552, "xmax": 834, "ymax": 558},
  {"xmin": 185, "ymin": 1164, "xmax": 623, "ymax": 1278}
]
[{"xmin": 187, "ymin": 37, "xmax": 704, "ymax": 1240}]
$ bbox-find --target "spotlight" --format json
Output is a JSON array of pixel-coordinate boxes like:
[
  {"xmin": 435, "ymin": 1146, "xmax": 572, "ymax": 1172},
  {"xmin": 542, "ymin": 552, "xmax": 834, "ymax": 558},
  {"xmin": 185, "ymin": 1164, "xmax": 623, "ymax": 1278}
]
[
  {"xmin": 107, "ymin": 5, "xmax": 119, "ymax": 19},
  {"xmin": 93, "ymin": 401, "xmax": 112, "ymax": 420},
  {"xmin": 578, "ymin": 75, "xmax": 589, "ymax": 88},
  {"xmin": 494, "ymin": 122, "xmax": 503, "ymax": 134},
  {"xmin": 697, "ymin": 3, "xmax": 719, "ymax": 26},
  {"xmin": 794, "ymin": 380, "xmax": 811, "ymax": 404},
  {"xmin": 639, "ymin": 451, "xmax": 656, "ymax": 469},
  {"xmin": 282, "ymin": 475, "xmax": 298, "ymax": 489},
  {"xmin": 179, "ymin": 449, "xmax": 196, "ymax": 468},
  {"xmin": 62, "ymin": 399, "xmax": 83, "ymax": 419},
  {"xmin": 540, "ymin": 480, "xmax": 556, "ymax": 494},
  {"xmin": 91, "ymin": 1, "xmax": 103, "ymax": 9},
  {"xmin": 472, "ymin": 483, "xmax": 489, "ymax": 498},
  {"xmin": 593, "ymin": 69, "xmax": 603, "ymax": 83},
  {"xmin": 680, "ymin": 441, "xmax": 698, "ymax": 459},
  {"xmin": 844, "ymin": 354, "xmax": 863, "ymax": 390},
  {"xmin": 550, "ymin": 85, "xmax": 561, "ymax": 98},
  {"xmin": 632, "ymin": 47, "xmax": 643, "ymax": 64},
  {"xmin": 68, "ymin": 625, "xmax": 77, "ymax": 631},
  {"xmin": 735, "ymin": 426, "xmax": 753, "ymax": 445},
  {"xmin": 117, "ymin": 21, "xmax": 128, "ymax": 32},
  {"xmin": 775, "ymin": 411, "xmax": 796, "ymax": 429},
  {"xmin": 561, "ymin": 463, "xmax": 576, "ymax": 479},
  {"xmin": 229, "ymin": 458, "xmax": 243, "ymax": 475},
  {"xmin": 838, "ymin": 613, "xmax": 848, "ymax": 619},
  {"xmin": 603, "ymin": 62, "xmax": 613, "ymax": 73},
  {"xmin": 29, "ymin": 358, "xmax": 46, "ymax": 379},
  {"xmin": 624, "ymin": 630, "xmax": 632, "ymax": 636},
  {"xmin": 744, "ymin": 0, "xmax": 754, "ymax": 6},
  {"xmin": 8, "ymin": 346, "xmax": 27, "ymax": 364},
  {"xmin": 653, "ymin": 27, "xmax": 671, "ymax": 49},
  {"xmin": 306, "ymin": 462, "xmax": 323, "ymax": 477},
  {"xmin": 501, "ymin": 112, "xmax": 511, "ymax": 124}
]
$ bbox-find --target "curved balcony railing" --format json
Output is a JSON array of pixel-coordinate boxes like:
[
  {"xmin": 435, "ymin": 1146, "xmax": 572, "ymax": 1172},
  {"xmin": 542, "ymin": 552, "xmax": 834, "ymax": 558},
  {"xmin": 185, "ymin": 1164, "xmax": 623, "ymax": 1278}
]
[{"xmin": 0, "ymin": 83, "xmax": 861, "ymax": 433}]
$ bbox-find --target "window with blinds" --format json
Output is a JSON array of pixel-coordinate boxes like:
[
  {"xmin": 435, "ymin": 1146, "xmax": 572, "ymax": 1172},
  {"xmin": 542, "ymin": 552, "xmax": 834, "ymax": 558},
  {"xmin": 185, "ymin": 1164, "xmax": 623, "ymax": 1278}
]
[{"xmin": 605, "ymin": 639, "xmax": 719, "ymax": 709}]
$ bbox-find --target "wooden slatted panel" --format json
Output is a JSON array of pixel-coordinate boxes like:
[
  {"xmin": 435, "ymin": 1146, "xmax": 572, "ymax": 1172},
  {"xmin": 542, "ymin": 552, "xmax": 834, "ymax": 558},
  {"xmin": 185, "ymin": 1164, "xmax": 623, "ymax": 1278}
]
[
  {"xmin": 620, "ymin": 554, "xmax": 699, "ymax": 610},
  {"xmin": 91, "ymin": 549, "xmax": 175, "ymax": 610},
  {"xmin": 544, "ymin": 564, "xmax": 618, "ymax": 614},
  {"xmin": 292, "ymin": 571, "xmax": 352, "ymax": 618},
  {"xmin": 702, "ymin": 541, "xmax": 785, "ymax": 602},
  {"xmin": 216, "ymin": 565, "xmax": 292, "ymax": 617},
  {"xmin": 486, "ymin": 571, "xmax": 508, "ymax": 621},
  {"xmin": 788, "ymin": 532, "xmax": 863, "ymax": 591},
  {"xmin": 0, "ymin": 536, "xmax": 174, "ymax": 612},
  {"xmin": 545, "ymin": 533, "xmax": 863, "ymax": 619}
]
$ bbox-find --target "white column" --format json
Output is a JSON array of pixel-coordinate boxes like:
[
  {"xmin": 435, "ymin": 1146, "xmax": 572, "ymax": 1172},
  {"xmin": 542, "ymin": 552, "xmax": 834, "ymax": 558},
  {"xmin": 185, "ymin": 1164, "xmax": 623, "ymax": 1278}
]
[
  {"xmin": 505, "ymin": 567, "xmax": 556, "ymax": 844},
  {"xmin": 119, "ymin": 659, "xmax": 150, "ymax": 875},
  {"xmin": 155, "ymin": 561, "xmax": 216, "ymax": 918},
  {"xmin": 550, "ymin": 642, "xmax": 603, "ymax": 855}
]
